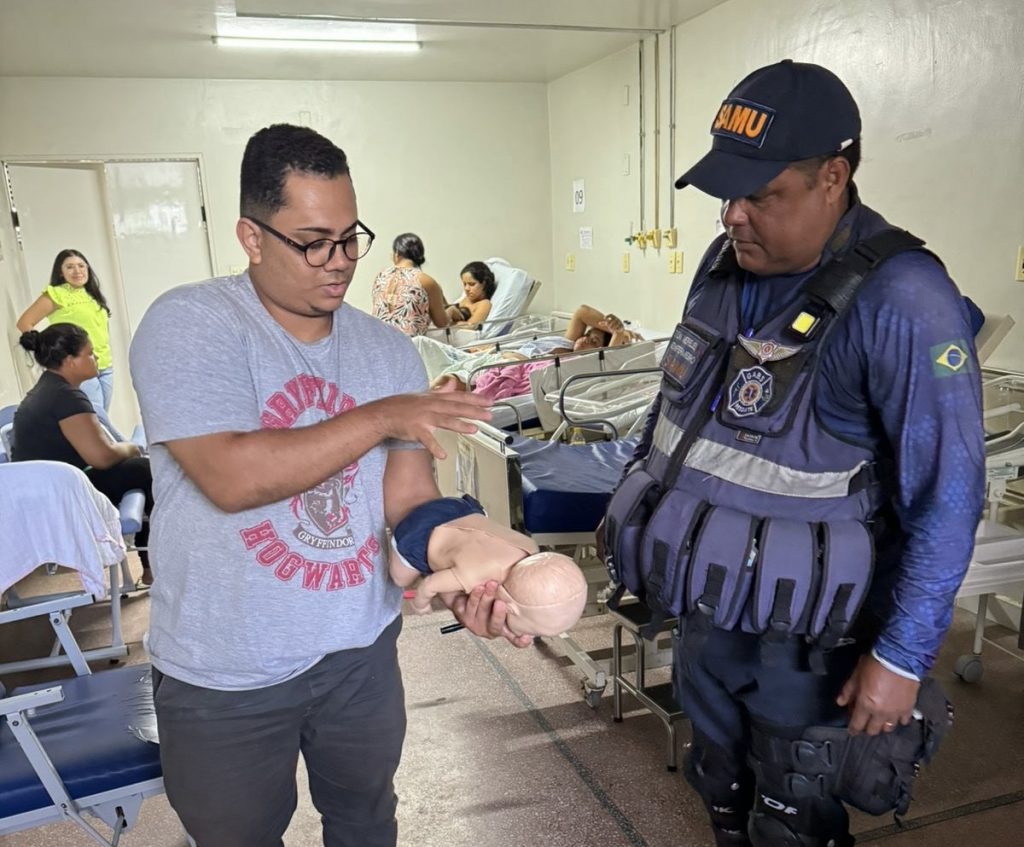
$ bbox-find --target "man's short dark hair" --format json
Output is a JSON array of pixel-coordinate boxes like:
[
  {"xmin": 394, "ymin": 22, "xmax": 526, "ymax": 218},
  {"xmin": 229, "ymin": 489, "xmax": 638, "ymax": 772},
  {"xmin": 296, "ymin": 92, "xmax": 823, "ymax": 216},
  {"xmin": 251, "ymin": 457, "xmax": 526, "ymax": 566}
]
[
  {"xmin": 240, "ymin": 124, "xmax": 350, "ymax": 219},
  {"xmin": 791, "ymin": 139, "xmax": 862, "ymax": 187}
]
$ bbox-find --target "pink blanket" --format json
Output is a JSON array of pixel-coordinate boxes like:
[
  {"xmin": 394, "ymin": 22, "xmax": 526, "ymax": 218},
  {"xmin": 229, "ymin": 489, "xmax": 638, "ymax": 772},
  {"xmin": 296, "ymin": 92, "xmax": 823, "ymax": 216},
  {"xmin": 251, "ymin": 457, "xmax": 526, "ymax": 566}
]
[{"xmin": 473, "ymin": 360, "xmax": 552, "ymax": 401}]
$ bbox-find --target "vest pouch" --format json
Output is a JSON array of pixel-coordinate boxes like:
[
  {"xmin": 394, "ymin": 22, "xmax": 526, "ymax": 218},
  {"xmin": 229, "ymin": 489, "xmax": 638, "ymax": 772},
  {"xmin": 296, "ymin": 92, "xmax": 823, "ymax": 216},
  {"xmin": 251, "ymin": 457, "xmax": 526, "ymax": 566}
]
[
  {"xmin": 717, "ymin": 337, "xmax": 811, "ymax": 435},
  {"xmin": 604, "ymin": 466, "xmax": 662, "ymax": 598},
  {"xmin": 686, "ymin": 506, "xmax": 757, "ymax": 630},
  {"xmin": 807, "ymin": 521, "xmax": 874, "ymax": 645},
  {"xmin": 750, "ymin": 518, "xmax": 816, "ymax": 635},
  {"xmin": 638, "ymin": 489, "xmax": 708, "ymax": 618},
  {"xmin": 659, "ymin": 317, "xmax": 725, "ymax": 406}
]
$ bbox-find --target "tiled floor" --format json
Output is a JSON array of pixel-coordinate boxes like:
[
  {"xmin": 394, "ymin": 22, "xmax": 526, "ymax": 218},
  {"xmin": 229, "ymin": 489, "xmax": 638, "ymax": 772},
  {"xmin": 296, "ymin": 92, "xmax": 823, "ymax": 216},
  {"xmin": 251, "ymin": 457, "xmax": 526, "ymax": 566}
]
[{"xmin": 2, "ymin": 563, "xmax": 1022, "ymax": 846}]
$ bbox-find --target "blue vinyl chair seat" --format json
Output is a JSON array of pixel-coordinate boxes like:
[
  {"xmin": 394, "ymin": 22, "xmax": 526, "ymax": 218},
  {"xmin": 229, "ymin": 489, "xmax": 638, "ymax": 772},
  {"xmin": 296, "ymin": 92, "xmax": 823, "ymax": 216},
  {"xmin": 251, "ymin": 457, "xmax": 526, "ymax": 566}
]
[{"xmin": 0, "ymin": 665, "xmax": 161, "ymax": 819}]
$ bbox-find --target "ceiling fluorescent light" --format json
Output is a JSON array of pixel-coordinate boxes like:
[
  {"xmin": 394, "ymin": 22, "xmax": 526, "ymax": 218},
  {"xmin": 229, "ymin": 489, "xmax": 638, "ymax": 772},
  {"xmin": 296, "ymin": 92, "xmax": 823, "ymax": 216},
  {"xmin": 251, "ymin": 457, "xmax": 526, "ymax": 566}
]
[
  {"xmin": 212, "ymin": 36, "xmax": 421, "ymax": 53},
  {"xmin": 215, "ymin": 12, "xmax": 418, "ymax": 43}
]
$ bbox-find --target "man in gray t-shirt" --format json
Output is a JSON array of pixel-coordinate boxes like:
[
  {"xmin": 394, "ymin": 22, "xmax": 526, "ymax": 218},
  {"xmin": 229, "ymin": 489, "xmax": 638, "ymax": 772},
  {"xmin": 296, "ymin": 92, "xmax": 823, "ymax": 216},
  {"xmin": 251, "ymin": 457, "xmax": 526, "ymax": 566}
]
[{"xmin": 129, "ymin": 124, "xmax": 527, "ymax": 847}]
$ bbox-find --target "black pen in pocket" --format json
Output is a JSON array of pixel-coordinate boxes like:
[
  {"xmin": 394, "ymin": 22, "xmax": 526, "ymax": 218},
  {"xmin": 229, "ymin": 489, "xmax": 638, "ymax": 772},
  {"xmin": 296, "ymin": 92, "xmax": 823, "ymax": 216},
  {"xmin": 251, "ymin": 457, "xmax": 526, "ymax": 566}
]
[{"xmin": 440, "ymin": 621, "xmax": 466, "ymax": 634}]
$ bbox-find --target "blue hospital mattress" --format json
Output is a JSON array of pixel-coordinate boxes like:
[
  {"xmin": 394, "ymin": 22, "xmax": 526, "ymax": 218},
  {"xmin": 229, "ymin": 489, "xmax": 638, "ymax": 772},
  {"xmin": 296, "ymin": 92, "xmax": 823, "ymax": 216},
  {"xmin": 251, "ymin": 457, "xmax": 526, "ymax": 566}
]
[
  {"xmin": 514, "ymin": 435, "xmax": 639, "ymax": 534},
  {"xmin": 0, "ymin": 664, "xmax": 161, "ymax": 819}
]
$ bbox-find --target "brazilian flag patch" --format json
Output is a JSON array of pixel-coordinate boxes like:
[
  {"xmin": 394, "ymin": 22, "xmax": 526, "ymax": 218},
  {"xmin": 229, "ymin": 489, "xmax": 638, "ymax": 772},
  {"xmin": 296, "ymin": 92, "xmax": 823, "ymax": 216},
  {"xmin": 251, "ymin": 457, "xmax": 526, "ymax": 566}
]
[{"xmin": 931, "ymin": 339, "xmax": 974, "ymax": 377}]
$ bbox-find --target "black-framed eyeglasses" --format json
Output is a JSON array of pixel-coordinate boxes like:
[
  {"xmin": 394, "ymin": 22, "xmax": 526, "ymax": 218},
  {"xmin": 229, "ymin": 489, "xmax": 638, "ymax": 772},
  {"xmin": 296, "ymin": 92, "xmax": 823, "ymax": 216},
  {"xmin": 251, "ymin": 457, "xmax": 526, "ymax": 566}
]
[{"xmin": 247, "ymin": 217, "xmax": 375, "ymax": 267}]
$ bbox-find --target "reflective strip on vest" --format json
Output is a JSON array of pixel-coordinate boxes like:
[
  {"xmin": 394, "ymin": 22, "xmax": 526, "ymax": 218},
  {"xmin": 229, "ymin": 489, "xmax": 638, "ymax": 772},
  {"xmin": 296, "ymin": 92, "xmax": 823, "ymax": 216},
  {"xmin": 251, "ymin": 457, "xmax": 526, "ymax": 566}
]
[
  {"xmin": 684, "ymin": 438, "xmax": 867, "ymax": 499},
  {"xmin": 652, "ymin": 410, "xmax": 685, "ymax": 458}
]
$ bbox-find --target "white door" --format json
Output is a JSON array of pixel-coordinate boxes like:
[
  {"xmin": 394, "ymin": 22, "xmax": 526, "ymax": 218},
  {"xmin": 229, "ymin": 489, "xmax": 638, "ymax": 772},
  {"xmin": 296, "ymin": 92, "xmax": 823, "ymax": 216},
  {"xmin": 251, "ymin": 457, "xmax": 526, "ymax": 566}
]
[
  {"xmin": 6, "ymin": 159, "xmax": 215, "ymax": 431},
  {"xmin": 6, "ymin": 162, "xmax": 137, "ymax": 428},
  {"xmin": 105, "ymin": 160, "xmax": 213, "ymax": 333}
]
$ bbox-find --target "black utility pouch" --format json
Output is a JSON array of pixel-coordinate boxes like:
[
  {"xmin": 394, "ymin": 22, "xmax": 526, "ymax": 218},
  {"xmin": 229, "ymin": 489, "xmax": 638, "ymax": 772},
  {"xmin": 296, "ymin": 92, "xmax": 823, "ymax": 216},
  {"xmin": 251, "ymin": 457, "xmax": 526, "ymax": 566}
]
[{"xmin": 804, "ymin": 678, "xmax": 953, "ymax": 816}]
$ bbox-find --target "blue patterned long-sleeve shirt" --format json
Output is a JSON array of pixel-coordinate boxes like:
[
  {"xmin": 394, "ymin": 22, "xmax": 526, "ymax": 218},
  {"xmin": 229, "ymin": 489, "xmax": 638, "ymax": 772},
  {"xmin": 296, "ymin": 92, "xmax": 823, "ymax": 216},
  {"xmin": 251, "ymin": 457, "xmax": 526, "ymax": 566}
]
[{"xmin": 632, "ymin": 196, "xmax": 985, "ymax": 678}]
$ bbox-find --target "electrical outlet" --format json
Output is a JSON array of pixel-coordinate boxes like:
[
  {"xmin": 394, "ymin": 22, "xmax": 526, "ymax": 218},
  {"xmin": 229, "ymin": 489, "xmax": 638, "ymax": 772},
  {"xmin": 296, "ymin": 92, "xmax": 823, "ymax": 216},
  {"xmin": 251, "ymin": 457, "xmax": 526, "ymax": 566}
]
[
  {"xmin": 565, "ymin": 253, "xmax": 576, "ymax": 271},
  {"xmin": 675, "ymin": 251, "xmax": 684, "ymax": 275},
  {"xmin": 621, "ymin": 253, "xmax": 631, "ymax": 273},
  {"xmin": 667, "ymin": 253, "xmax": 676, "ymax": 273},
  {"xmin": 1017, "ymin": 245, "xmax": 1024, "ymax": 282}
]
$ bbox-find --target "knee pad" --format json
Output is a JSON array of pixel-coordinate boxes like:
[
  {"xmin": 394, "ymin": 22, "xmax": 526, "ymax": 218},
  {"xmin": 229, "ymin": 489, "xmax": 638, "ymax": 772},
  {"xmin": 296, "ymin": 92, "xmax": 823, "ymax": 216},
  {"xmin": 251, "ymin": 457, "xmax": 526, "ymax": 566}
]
[
  {"xmin": 685, "ymin": 731, "xmax": 754, "ymax": 842},
  {"xmin": 749, "ymin": 812, "xmax": 852, "ymax": 847}
]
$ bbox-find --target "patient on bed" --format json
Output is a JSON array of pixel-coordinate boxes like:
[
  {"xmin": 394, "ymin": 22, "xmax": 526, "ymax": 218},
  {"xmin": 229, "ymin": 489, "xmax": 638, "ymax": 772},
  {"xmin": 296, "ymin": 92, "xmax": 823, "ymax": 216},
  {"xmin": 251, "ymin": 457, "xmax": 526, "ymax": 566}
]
[
  {"xmin": 412, "ymin": 304, "xmax": 642, "ymax": 396},
  {"xmin": 389, "ymin": 496, "xmax": 588, "ymax": 637}
]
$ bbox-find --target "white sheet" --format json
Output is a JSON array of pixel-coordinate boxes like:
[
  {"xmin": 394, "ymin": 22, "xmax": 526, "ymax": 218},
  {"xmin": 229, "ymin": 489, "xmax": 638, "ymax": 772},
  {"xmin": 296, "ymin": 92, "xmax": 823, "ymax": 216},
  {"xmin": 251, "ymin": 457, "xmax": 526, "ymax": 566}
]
[{"xmin": 0, "ymin": 461, "xmax": 125, "ymax": 598}]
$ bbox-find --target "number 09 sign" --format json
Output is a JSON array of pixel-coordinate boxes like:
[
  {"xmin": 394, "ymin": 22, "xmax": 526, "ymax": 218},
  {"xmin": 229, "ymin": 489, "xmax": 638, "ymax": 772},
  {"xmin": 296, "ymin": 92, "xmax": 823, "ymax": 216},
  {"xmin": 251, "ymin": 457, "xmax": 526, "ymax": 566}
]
[{"xmin": 572, "ymin": 179, "xmax": 585, "ymax": 213}]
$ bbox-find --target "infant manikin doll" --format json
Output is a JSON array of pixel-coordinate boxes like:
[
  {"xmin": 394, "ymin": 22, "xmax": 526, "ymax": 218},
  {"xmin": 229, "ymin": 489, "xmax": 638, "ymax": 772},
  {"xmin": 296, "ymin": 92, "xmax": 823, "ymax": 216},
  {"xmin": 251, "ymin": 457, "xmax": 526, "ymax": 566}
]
[{"xmin": 389, "ymin": 496, "xmax": 587, "ymax": 637}]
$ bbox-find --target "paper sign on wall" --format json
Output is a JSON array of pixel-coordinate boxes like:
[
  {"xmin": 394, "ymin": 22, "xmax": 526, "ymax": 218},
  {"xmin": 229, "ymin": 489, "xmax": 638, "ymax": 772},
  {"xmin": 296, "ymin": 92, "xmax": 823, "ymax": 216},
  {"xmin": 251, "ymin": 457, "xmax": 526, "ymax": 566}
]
[
  {"xmin": 579, "ymin": 227, "xmax": 593, "ymax": 250},
  {"xmin": 572, "ymin": 179, "xmax": 585, "ymax": 213}
]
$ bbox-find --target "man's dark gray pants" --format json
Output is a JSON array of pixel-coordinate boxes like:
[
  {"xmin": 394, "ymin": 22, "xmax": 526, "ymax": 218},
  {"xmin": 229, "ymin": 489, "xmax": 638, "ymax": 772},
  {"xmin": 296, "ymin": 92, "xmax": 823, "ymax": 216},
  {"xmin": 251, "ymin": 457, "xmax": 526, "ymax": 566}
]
[{"xmin": 152, "ymin": 616, "xmax": 406, "ymax": 847}]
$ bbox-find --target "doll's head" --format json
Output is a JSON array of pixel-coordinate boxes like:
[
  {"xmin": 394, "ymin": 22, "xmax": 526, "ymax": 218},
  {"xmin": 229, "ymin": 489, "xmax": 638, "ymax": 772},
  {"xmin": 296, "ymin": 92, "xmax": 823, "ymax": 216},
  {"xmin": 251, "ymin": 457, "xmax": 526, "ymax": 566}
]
[{"xmin": 496, "ymin": 551, "xmax": 588, "ymax": 637}]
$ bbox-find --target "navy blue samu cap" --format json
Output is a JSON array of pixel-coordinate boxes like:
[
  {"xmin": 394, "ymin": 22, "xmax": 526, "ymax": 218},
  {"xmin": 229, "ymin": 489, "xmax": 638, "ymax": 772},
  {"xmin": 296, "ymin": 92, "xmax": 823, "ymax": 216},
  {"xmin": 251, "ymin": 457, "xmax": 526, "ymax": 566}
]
[{"xmin": 674, "ymin": 60, "xmax": 861, "ymax": 200}]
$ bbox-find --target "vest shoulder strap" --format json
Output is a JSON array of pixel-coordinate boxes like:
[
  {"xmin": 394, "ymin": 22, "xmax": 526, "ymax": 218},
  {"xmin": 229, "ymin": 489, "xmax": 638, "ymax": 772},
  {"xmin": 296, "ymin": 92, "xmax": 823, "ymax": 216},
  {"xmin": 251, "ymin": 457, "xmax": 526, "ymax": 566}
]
[{"xmin": 803, "ymin": 228, "xmax": 926, "ymax": 322}]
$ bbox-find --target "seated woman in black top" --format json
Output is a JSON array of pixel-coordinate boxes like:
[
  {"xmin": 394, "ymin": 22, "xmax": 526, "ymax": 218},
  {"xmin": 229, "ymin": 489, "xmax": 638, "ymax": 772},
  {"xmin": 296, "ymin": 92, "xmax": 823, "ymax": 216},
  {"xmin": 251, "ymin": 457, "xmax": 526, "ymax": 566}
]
[{"xmin": 13, "ymin": 323, "xmax": 154, "ymax": 587}]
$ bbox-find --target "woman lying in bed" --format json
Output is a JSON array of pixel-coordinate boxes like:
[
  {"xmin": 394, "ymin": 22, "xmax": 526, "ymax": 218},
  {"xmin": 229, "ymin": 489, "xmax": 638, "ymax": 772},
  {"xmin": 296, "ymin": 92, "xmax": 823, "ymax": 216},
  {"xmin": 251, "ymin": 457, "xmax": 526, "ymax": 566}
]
[{"xmin": 412, "ymin": 304, "xmax": 642, "ymax": 396}]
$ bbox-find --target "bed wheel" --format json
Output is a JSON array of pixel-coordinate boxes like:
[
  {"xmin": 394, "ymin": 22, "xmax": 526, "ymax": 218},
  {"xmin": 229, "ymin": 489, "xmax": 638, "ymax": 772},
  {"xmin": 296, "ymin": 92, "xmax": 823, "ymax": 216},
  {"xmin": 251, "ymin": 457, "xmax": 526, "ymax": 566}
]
[
  {"xmin": 954, "ymin": 654, "xmax": 983, "ymax": 683},
  {"xmin": 582, "ymin": 680, "xmax": 605, "ymax": 709}
]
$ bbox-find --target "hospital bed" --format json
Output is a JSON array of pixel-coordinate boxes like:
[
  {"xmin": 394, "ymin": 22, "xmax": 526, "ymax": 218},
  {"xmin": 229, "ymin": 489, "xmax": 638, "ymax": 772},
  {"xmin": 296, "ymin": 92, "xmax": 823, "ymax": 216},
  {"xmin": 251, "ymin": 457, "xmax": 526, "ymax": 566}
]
[
  {"xmin": 469, "ymin": 339, "xmax": 664, "ymax": 433},
  {"xmin": 547, "ymin": 362, "xmax": 664, "ymax": 441},
  {"xmin": 424, "ymin": 257, "xmax": 543, "ymax": 346},
  {"xmin": 433, "ymin": 312, "xmax": 562, "ymax": 350},
  {"xmin": 954, "ymin": 398, "xmax": 1024, "ymax": 681}
]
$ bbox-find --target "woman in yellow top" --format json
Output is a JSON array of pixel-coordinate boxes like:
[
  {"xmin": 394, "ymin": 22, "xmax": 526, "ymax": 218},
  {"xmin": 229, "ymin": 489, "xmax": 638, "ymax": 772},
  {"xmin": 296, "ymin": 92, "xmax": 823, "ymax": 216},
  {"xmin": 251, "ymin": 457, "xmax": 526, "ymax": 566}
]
[{"xmin": 17, "ymin": 249, "xmax": 114, "ymax": 411}]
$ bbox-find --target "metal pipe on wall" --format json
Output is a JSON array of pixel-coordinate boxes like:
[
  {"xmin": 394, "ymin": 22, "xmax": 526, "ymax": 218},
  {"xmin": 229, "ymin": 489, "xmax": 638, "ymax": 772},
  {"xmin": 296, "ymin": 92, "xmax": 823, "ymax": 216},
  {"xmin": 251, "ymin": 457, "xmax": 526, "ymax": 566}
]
[
  {"xmin": 638, "ymin": 39, "xmax": 645, "ymax": 234},
  {"xmin": 669, "ymin": 24, "xmax": 677, "ymax": 228},
  {"xmin": 653, "ymin": 32, "xmax": 661, "ymax": 233}
]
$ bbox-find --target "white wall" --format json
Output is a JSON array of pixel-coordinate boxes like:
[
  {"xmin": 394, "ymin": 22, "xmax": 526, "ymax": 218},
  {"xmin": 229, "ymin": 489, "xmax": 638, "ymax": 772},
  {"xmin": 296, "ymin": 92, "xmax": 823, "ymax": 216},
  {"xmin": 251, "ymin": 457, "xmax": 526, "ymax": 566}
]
[
  {"xmin": 0, "ymin": 76, "xmax": 553, "ymax": 412},
  {"xmin": 548, "ymin": 46, "xmax": 672, "ymax": 332},
  {"xmin": 548, "ymin": 0, "xmax": 1024, "ymax": 369}
]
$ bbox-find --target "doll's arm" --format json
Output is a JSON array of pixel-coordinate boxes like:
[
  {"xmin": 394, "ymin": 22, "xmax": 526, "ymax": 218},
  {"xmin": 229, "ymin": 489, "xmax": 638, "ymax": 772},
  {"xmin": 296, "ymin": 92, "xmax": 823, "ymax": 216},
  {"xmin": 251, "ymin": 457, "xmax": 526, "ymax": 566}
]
[
  {"xmin": 410, "ymin": 569, "xmax": 475, "ymax": 613},
  {"xmin": 410, "ymin": 546, "xmax": 519, "ymax": 613}
]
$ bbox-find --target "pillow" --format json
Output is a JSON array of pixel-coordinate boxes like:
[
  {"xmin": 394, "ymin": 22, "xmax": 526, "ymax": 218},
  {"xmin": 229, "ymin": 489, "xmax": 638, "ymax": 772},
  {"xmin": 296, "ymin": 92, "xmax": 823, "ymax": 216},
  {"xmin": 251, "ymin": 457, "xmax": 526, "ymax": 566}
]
[{"xmin": 480, "ymin": 258, "xmax": 535, "ymax": 338}]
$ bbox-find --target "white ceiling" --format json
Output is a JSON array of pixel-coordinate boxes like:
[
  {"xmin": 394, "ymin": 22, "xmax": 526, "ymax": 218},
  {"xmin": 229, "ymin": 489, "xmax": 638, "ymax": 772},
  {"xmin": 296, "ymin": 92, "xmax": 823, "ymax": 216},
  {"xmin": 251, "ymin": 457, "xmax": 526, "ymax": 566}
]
[{"xmin": 0, "ymin": 0, "xmax": 729, "ymax": 83}]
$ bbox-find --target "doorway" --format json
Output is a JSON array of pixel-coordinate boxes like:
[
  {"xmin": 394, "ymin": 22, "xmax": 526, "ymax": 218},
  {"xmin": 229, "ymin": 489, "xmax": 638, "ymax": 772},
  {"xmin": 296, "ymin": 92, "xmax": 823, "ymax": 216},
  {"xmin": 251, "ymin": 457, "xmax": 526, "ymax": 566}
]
[{"xmin": 3, "ymin": 158, "xmax": 214, "ymax": 430}]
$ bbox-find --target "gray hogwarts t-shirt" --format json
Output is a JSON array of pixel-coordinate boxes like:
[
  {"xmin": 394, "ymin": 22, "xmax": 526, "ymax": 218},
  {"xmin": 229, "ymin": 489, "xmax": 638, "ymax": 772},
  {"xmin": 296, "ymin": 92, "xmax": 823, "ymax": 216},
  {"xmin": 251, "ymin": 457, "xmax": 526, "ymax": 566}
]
[{"xmin": 130, "ymin": 273, "xmax": 427, "ymax": 690}]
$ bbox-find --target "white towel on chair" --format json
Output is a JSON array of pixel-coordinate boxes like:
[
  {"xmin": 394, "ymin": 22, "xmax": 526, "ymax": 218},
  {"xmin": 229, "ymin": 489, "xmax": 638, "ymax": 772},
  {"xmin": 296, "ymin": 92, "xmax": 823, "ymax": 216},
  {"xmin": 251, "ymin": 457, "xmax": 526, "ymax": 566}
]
[{"xmin": 0, "ymin": 461, "xmax": 126, "ymax": 598}]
